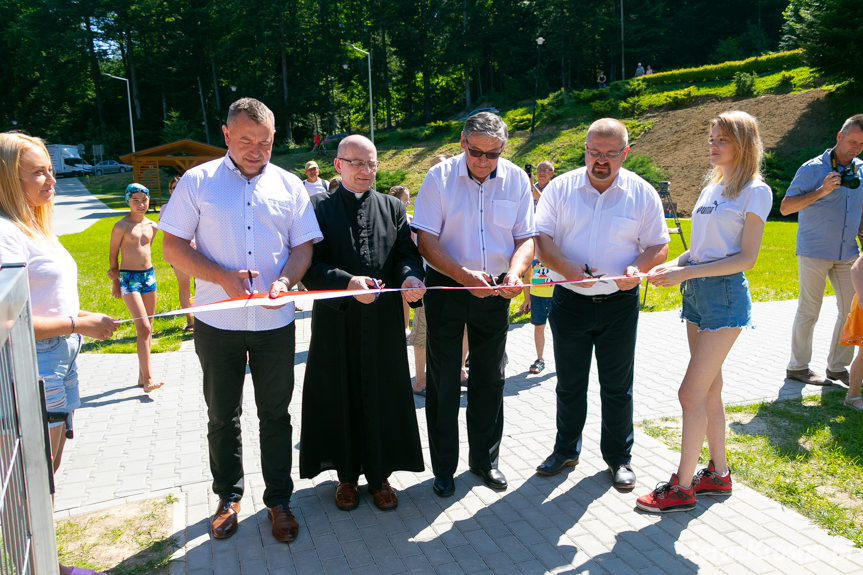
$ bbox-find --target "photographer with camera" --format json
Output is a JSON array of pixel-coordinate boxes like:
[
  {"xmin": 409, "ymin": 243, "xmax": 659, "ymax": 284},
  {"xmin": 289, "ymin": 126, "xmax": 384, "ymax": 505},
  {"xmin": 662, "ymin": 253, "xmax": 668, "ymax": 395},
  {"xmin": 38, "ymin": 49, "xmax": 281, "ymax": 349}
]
[
  {"xmin": 526, "ymin": 160, "xmax": 554, "ymax": 207},
  {"xmin": 780, "ymin": 114, "xmax": 863, "ymax": 386}
]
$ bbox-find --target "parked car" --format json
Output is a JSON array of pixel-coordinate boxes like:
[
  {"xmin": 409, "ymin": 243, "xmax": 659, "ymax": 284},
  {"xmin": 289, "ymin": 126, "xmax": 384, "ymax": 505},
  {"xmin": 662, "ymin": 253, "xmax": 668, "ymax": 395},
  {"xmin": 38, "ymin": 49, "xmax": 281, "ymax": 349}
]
[
  {"xmin": 321, "ymin": 133, "xmax": 348, "ymax": 149},
  {"xmin": 93, "ymin": 160, "xmax": 133, "ymax": 176},
  {"xmin": 457, "ymin": 107, "xmax": 500, "ymax": 121}
]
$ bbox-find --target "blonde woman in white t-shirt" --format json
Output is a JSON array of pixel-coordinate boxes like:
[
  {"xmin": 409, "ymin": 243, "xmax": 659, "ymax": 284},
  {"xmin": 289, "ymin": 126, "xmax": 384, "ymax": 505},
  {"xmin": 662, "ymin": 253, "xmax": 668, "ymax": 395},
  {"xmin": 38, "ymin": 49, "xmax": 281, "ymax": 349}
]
[
  {"xmin": 0, "ymin": 134, "xmax": 117, "ymax": 486},
  {"xmin": 635, "ymin": 112, "xmax": 773, "ymax": 513}
]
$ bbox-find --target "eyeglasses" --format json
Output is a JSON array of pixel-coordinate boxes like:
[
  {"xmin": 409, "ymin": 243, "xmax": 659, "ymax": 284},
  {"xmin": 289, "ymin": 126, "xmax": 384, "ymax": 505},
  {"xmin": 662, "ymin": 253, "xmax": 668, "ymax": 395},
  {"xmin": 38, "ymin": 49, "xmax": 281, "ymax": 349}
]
[
  {"xmin": 585, "ymin": 147, "xmax": 627, "ymax": 161},
  {"xmin": 338, "ymin": 158, "xmax": 380, "ymax": 170},
  {"xmin": 536, "ymin": 168, "xmax": 553, "ymax": 173},
  {"xmin": 465, "ymin": 145, "xmax": 503, "ymax": 160}
]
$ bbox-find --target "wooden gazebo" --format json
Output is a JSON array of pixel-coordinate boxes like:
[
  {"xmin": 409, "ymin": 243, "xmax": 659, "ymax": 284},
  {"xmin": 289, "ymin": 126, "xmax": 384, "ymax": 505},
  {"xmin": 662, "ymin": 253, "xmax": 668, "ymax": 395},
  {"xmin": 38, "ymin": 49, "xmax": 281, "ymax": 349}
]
[{"xmin": 119, "ymin": 139, "xmax": 225, "ymax": 206}]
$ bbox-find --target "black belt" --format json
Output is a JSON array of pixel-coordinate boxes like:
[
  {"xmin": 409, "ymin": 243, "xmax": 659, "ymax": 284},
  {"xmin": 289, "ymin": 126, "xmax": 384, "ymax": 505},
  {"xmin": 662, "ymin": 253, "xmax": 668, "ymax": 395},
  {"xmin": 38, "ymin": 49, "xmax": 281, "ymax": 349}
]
[{"xmin": 561, "ymin": 285, "xmax": 638, "ymax": 303}]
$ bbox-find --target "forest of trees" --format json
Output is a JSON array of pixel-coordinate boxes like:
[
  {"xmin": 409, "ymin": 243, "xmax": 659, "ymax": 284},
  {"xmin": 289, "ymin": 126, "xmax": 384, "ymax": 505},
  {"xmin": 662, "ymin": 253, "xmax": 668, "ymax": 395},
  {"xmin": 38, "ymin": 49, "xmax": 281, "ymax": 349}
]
[{"xmin": 0, "ymin": 0, "xmax": 841, "ymax": 157}]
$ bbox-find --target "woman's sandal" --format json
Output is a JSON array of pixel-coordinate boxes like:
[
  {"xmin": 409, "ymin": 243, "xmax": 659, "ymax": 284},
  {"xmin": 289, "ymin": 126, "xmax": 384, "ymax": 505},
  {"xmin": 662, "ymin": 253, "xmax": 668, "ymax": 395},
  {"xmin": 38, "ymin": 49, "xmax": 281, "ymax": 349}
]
[
  {"xmin": 844, "ymin": 395, "xmax": 863, "ymax": 411},
  {"xmin": 529, "ymin": 359, "xmax": 545, "ymax": 374}
]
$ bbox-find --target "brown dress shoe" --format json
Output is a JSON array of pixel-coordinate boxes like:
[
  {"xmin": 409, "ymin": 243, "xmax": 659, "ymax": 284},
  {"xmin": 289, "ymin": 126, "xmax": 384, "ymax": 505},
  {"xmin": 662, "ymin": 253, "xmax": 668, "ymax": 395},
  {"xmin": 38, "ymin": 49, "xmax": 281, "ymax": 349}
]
[
  {"xmin": 369, "ymin": 480, "xmax": 398, "ymax": 510},
  {"xmin": 211, "ymin": 499, "xmax": 240, "ymax": 539},
  {"xmin": 268, "ymin": 503, "xmax": 299, "ymax": 543},
  {"xmin": 786, "ymin": 368, "xmax": 829, "ymax": 386},
  {"xmin": 335, "ymin": 482, "xmax": 359, "ymax": 511}
]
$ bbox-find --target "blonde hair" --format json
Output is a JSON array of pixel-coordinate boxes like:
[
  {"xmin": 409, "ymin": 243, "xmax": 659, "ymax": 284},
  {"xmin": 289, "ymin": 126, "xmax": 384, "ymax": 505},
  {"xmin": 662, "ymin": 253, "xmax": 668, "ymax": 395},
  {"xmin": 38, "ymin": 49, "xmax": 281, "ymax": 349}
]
[
  {"xmin": 708, "ymin": 111, "xmax": 763, "ymax": 199},
  {"xmin": 0, "ymin": 132, "xmax": 52, "ymax": 238}
]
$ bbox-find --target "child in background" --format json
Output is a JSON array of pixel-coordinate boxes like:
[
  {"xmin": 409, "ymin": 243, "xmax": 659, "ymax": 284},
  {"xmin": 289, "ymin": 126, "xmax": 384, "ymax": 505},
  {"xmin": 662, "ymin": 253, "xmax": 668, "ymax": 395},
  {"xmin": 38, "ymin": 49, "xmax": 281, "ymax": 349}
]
[
  {"xmin": 839, "ymin": 256, "xmax": 863, "ymax": 410},
  {"xmin": 520, "ymin": 259, "xmax": 554, "ymax": 373},
  {"xmin": 107, "ymin": 183, "xmax": 164, "ymax": 393}
]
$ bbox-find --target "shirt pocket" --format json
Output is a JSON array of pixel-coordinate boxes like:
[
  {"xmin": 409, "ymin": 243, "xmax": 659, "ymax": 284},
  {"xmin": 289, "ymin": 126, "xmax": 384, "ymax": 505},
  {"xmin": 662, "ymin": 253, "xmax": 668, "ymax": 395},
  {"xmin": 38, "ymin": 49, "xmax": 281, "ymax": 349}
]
[
  {"xmin": 492, "ymin": 200, "xmax": 518, "ymax": 230},
  {"xmin": 611, "ymin": 216, "xmax": 639, "ymax": 245}
]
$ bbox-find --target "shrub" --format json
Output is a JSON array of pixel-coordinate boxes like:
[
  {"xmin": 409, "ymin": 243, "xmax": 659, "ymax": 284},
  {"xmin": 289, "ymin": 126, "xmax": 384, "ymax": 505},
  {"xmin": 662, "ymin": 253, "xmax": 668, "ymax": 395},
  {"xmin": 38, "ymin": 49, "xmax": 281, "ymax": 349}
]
[
  {"xmin": 375, "ymin": 169, "xmax": 407, "ymax": 190},
  {"xmin": 734, "ymin": 71, "xmax": 757, "ymax": 97},
  {"xmin": 639, "ymin": 50, "xmax": 803, "ymax": 87},
  {"xmin": 507, "ymin": 114, "xmax": 532, "ymax": 131}
]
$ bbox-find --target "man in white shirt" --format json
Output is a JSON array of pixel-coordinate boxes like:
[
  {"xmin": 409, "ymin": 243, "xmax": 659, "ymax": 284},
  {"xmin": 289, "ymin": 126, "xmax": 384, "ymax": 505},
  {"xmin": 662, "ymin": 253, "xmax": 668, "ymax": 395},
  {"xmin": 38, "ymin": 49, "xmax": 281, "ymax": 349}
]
[
  {"xmin": 534, "ymin": 118, "xmax": 669, "ymax": 490},
  {"xmin": 413, "ymin": 112, "xmax": 535, "ymax": 497},
  {"xmin": 302, "ymin": 160, "xmax": 329, "ymax": 197},
  {"xmin": 161, "ymin": 98, "xmax": 322, "ymax": 544}
]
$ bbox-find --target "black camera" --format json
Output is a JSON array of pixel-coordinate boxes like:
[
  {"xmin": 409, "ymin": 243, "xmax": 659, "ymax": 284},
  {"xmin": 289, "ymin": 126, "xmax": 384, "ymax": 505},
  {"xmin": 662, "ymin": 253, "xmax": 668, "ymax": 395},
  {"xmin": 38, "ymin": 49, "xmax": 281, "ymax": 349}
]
[
  {"xmin": 524, "ymin": 163, "xmax": 533, "ymax": 176},
  {"xmin": 840, "ymin": 166, "xmax": 861, "ymax": 189}
]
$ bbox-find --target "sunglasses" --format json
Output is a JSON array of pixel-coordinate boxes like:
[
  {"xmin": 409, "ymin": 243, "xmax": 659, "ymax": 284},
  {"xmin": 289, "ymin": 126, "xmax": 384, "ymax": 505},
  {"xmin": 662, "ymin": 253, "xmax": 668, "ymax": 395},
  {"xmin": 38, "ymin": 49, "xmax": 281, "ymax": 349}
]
[{"xmin": 465, "ymin": 145, "xmax": 503, "ymax": 160}]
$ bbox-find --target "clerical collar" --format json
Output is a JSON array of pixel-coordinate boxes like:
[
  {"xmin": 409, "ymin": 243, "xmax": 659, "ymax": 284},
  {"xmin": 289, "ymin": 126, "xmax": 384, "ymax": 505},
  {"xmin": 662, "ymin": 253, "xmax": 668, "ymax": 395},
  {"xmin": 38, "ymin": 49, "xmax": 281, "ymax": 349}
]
[{"xmin": 342, "ymin": 185, "xmax": 369, "ymax": 199}]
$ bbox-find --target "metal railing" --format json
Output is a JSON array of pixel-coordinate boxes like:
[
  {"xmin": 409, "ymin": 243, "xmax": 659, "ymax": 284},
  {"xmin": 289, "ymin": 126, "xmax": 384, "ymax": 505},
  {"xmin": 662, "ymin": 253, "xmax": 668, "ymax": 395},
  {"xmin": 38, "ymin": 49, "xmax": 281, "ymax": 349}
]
[{"xmin": 0, "ymin": 265, "xmax": 58, "ymax": 574}]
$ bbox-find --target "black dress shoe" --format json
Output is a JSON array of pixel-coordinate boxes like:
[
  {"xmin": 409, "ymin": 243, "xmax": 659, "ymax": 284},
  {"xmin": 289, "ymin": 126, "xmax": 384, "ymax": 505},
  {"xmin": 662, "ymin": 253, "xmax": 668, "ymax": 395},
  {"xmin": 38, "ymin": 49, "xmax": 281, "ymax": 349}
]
[
  {"xmin": 536, "ymin": 452, "xmax": 579, "ymax": 476},
  {"xmin": 470, "ymin": 467, "xmax": 508, "ymax": 490},
  {"xmin": 433, "ymin": 476, "xmax": 455, "ymax": 497},
  {"xmin": 610, "ymin": 463, "xmax": 636, "ymax": 490}
]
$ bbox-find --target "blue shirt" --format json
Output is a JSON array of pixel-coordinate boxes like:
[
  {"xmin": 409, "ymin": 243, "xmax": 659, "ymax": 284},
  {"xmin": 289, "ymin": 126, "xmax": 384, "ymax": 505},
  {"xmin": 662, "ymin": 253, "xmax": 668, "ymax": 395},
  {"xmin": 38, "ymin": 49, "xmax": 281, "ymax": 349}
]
[{"xmin": 787, "ymin": 149, "xmax": 863, "ymax": 261}]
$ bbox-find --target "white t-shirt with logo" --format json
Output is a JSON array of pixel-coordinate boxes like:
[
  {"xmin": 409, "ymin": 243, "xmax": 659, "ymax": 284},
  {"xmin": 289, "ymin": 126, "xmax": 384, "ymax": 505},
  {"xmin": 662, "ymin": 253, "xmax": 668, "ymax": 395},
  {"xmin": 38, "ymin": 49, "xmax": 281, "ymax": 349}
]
[{"xmin": 689, "ymin": 179, "xmax": 772, "ymax": 264}]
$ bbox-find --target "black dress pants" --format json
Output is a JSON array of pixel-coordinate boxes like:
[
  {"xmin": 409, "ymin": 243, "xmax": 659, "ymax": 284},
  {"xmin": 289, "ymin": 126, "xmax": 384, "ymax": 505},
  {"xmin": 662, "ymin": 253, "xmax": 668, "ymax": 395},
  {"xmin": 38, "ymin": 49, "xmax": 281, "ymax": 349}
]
[
  {"xmin": 424, "ymin": 268, "xmax": 510, "ymax": 477},
  {"xmin": 548, "ymin": 286, "xmax": 639, "ymax": 467},
  {"xmin": 194, "ymin": 319, "xmax": 296, "ymax": 508}
]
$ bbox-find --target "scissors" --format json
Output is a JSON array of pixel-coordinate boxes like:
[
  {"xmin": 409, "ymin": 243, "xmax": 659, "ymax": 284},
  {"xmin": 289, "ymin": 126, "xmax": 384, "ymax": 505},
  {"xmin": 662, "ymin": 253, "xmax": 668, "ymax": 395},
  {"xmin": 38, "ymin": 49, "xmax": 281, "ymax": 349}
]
[{"xmin": 583, "ymin": 264, "xmax": 606, "ymax": 281}]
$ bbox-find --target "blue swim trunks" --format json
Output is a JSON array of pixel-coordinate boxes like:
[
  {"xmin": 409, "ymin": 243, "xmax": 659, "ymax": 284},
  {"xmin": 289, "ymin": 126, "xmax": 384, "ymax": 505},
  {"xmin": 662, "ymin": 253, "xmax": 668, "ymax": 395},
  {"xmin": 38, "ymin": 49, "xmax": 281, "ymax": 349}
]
[{"xmin": 119, "ymin": 267, "xmax": 157, "ymax": 296}]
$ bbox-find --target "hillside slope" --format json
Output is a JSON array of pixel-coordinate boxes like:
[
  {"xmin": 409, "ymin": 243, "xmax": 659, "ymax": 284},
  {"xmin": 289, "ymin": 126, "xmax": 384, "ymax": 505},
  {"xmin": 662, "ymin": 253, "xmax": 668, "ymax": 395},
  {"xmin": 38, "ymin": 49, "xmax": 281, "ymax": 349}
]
[{"xmin": 629, "ymin": 89, "xmax": 833, "ymax": 216}]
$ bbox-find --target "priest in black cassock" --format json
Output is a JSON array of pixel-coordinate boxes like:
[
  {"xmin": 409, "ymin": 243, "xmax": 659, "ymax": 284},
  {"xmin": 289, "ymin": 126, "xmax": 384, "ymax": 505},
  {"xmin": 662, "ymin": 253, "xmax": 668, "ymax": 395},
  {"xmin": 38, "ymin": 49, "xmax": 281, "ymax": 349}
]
[{"xmin": 300, "ymin": 134, "xmax": 426, "ymax": 512}]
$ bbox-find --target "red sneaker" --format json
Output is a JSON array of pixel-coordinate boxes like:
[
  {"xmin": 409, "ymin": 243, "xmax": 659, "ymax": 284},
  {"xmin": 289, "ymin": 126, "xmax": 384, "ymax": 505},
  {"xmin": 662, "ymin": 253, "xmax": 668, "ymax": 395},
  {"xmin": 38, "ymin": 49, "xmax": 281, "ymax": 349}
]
[
  {"xmin": 692, "ymin": 460, "xmax": 732, "ymax": 495},
  {"xmin": 636, "ymin": 473, "xmax": 696, "ymax": 513}
]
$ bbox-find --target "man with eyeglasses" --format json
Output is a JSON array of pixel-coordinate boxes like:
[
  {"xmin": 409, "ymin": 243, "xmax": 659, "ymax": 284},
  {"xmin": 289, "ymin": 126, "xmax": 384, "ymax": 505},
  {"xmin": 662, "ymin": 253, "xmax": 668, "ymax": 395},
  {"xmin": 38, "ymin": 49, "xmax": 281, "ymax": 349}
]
[
  {"xmin": 413, "ymin": 112, "xmax": 535, "ymax": 497},
  {"xmin": 780, "ymin": 114, "xmax": 863, "ymax": 387},
  {"xmin": 533, "ymin": 118, "xmax": 669, "ymax": 490},
  {"xmin": 299, "ymin": 135, "xmax": 426, "ymax": 512},
  {"xmin": 162, "ymin": 97, "xmax": 323, "ymax": 544},
  {"xmin": 531, "ymin": 160, "xmax": 555, "ymax": 206}
]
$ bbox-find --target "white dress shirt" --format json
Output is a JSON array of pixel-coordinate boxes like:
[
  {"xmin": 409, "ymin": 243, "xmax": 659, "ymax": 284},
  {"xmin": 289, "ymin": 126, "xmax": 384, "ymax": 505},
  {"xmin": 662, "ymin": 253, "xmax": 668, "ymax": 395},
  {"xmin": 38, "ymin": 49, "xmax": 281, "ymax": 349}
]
[
  {"xmin": 412, "ymin": 154, "xmax": 535, "ymax": 278},
  {"xmin": 535, "ymin": 167, "xmax": 669, "ymax": 295},
  {"xmin": 159, "ymin": 154, "xmax": 323, "ymax": 331}
]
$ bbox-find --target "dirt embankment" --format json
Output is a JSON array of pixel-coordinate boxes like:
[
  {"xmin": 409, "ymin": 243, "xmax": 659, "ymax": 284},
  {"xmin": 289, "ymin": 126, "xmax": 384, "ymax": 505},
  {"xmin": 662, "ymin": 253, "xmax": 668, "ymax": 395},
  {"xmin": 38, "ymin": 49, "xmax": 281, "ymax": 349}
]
[{"xmin": 630, "ymin": 90, "xmax": 835, "ymax": 216}]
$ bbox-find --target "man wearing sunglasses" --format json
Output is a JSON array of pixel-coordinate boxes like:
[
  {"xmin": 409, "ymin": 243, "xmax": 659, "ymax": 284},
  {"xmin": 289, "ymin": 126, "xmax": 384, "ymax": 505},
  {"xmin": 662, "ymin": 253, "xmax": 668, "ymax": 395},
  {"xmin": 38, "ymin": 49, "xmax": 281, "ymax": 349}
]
[
  {"xmin": 780, "ymin": 114, "xmax": 863, "ymax": 387},
  {"xmin": 413, "ymin": 112, "xmax": 535, "ymax": 497},
  {"xmin": 533, "ymin": 118, "xmax": 669, "ymax": 491}
]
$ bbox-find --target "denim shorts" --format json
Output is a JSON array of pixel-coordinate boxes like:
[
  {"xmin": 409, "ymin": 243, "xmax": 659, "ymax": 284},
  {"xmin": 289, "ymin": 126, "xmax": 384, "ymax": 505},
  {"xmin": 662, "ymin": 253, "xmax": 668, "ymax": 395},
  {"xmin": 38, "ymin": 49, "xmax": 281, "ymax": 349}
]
[
  {"xmin": 35, "ymin": 333, "xmax": 83, "ymax": 426},
  {"xmin": 530, "ymin": 294, "xmax": 553, "ymax": 326},
  {"xmin": 680, "ymin": 271, "xmax": 752, "ymax": 331}
]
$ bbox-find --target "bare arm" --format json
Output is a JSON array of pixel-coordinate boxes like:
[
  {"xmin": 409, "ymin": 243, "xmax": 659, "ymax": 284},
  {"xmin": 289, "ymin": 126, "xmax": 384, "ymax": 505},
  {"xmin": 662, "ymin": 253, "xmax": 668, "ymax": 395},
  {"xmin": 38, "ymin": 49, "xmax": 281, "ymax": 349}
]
[
  {"xmin": 779, "ymin": 172, "xmax": 841, "ymax": 216},
  {"xmin": 498, "ymin": 237, "xmax": 534, "ymax": 299},
  {"xmin": 614, "ymin": 243, "xmax": 669, "ymax": 290},
  {"xmin": 535, "ymin": 232, "xmax": 591, "ymax": 284},
  {"xmin": 107, "ymin": 223, "xmax": 124, "ymax": 298},
  {"xmin": 267, "ymin": 240, "xmax": 314, "ymax": 298},
  {"xmin": 33, "ymin": 311, "xmax": 116, "ymax": 341},
  {"xmin": 417, "ymin": 230, "xmax": 496, "ymax": 298},
  {"xmin": 649, "ymin": 213, "xmax": 766, "ymax": 287},
  {"xmin": 163, "ymin": 231, "xmax": 257, "ymax": 298},
  {"xmin": 852, "ymin": 256, "xmax": 863, "ymax": 310}
]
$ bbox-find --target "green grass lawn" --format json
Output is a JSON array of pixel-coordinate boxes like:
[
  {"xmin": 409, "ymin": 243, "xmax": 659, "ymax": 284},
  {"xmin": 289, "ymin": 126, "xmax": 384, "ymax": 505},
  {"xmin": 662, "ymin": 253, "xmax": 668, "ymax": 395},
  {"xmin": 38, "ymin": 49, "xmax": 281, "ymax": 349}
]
[{"xmin": 61, "ymin": 215, "xmax": 193, "ymax": 353}]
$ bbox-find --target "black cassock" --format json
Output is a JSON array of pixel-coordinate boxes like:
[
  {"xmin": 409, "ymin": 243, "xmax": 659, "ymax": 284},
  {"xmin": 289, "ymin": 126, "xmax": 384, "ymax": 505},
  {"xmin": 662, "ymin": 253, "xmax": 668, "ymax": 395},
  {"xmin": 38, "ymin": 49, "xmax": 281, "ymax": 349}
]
[{"xmin": 299, "ymin": 186, "xmax": 424, "ymax": 487}]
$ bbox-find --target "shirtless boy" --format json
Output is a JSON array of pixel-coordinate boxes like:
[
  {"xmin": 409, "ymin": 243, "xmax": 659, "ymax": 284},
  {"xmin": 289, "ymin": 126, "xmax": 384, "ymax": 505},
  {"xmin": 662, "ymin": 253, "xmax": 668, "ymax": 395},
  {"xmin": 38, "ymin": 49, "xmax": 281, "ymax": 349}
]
[{"xmin": 107, "ymin": 183, "xmax": 164, "ymax": 393}]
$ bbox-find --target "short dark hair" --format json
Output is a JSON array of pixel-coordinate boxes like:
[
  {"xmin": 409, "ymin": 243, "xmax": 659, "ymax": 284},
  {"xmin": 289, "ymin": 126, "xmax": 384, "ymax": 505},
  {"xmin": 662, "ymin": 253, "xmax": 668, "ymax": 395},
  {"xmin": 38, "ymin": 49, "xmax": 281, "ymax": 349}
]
[
  {"xmin": 227, "ymin": 98, "xmax": 275, "ymax": 128},
  {"xmin": 841, "ymin": 114, "xmax": 863, "ymax": 134}
]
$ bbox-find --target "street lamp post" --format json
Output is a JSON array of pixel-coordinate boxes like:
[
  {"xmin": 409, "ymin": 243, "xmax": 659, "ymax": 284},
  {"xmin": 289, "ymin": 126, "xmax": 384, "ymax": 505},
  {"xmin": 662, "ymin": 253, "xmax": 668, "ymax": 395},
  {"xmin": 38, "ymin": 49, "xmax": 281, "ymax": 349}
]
[
  {"xmin": 345, "ymin": 42, "xmax": 374, "ymax": 142},
  {"xmin": 529, "ymin": 37, "xmax": 545, "ymax": 137},
  {"xmin": 102, "ymin": 73, "xmax": 135, "ymax": 152}
]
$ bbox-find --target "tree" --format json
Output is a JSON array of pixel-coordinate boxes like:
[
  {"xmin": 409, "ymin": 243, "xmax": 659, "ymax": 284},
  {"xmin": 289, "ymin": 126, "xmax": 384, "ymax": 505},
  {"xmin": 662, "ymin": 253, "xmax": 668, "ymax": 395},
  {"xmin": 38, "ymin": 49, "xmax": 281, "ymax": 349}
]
[{"xmin": 783, "ymin": 0, "xmax": 863, "ymax": 86}]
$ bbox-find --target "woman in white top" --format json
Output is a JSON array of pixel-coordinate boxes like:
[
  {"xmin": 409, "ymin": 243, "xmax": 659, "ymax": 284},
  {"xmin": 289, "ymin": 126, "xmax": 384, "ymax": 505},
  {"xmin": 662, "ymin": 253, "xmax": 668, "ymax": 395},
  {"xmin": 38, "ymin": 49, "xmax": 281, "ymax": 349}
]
[
  {"xmin": 635, "ymin": 111, "xmax": 772, "ymax": 513},
  {"xmin": 0, "ymin": 132, "xmax": 116, "ymax": 485}
]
